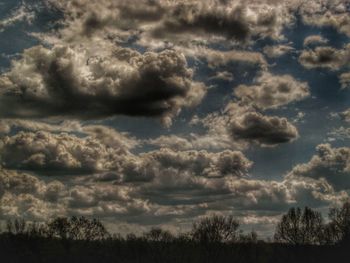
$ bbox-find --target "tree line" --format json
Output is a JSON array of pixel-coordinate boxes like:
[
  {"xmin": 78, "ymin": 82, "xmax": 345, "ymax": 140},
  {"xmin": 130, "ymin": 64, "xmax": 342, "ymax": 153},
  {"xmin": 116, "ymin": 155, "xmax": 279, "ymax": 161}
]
[{"xmin": 1, "ymin": 202, "xmax": 350, "ymax": 245}]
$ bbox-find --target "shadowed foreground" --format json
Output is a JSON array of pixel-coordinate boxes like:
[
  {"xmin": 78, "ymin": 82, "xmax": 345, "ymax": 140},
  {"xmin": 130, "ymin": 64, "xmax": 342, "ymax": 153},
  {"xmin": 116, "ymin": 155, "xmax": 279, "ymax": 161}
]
[
  {"xmin": 1, "ymin": 203, "xmax": 349, "ymax": 263},
  {"xmin": 0, "ymin": 236, "xmax": 348, "ymax": 263}
]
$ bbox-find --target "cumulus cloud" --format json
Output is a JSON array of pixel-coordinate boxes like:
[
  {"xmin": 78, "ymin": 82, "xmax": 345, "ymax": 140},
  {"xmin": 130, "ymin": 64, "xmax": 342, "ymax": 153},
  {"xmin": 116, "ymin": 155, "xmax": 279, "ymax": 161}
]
[
  {"xmin": 0, "ymin": 131, "xmax": 130, "ymax": 173},
  {"xmin": 234, "ymin": 72, "xmax": 310, "ymax": 110},
  {"xmin": 0, "ymin": 44, "xmax": 206, "ymax": 125},
  {"xmin": 190, "ymin": 70, "xmax": 307, "ymax": 148},
  {"xmin": 45, "ymin": 0, "xmax": 296, "ymax": 49},
  {"xmin": 227, "ymin": 110, "xmax": 299, "ymax": 146},
  {"xmin": 0, "ymin": 158, "xmax": 347, "ymax": 228},
  {"xmin": 299, "ymin": 44, "xmax": 350, "ymax": 70},
  {"xmin": 0, "ymin": 169, "xmax": 66, "ymax": 220},
  {"xmin": 0, "ymin": 128, "xmax": 252, "ymax": 181},
  {"xmin": 287, "ymin": 144, "xmax": 350, "ymax": 191},
  {"xmin": 138, "ymin": 148, "xmax": 253, "ymax": 180}
]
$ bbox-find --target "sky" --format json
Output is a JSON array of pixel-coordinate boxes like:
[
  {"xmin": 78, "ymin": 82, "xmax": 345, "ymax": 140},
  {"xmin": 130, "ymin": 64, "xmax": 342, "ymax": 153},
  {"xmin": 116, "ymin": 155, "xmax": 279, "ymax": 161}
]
[{"xmin": 0, "ymin": 0, "xmax": 349, "ymax": 237}]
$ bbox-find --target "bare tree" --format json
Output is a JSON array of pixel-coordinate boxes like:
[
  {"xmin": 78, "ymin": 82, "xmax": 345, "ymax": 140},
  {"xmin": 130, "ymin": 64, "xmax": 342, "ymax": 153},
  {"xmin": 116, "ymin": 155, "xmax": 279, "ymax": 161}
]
[
  {"xmin": 274, "ymin": 207, "xmax": 324, "ymax": 245},
  {"xmin": 327, "ymin": 202, "xmax": 350, "ymax": 244},
  {"xmin": 191, "ymin": 215, "xmax": 240, "ymax": 243},
  {"xmin": 46, "ymin": 216, "xmax": 109, "ymax": 240},
  {"xmin": 239, "ymin": 230, "xmax": 258, "ymax": 243},
  {"xmin": 143, "ymin": 227, "xmax": 174, "ymax": 242},
  {"xmin": 6, "ymin": 218, "xmax": 27, "ymax": 235}
]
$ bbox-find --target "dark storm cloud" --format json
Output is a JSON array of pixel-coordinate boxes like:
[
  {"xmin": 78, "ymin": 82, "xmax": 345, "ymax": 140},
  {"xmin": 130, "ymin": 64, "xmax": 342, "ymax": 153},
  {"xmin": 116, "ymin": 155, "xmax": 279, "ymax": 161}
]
[{"xmin": 0, "ymin": 45, "xmax": 206, "ymax": 124}]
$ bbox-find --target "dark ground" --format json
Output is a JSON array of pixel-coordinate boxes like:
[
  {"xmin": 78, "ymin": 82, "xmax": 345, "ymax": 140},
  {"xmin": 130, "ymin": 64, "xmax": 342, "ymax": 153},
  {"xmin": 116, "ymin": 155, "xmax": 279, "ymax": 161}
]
[{"xmin": 0, "ymin": 234, "xmax": 348, "ymax": 263}]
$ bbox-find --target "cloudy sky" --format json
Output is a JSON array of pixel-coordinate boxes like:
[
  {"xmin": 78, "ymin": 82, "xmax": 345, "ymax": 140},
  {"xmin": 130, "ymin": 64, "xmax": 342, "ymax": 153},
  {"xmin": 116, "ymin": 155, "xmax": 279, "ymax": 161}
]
[{"xmin": 0, "ymin": 0, "xmax": 349, "ymax": 236}]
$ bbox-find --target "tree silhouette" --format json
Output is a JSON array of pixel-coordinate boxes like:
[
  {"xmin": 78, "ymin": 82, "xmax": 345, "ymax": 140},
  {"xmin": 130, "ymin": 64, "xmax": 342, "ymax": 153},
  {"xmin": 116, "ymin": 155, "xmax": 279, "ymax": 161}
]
[
  {"xmin": 327, "ymin": 202, "xmax": 350, "ymax": 244},
  {"xmin": 46, "ymin": 216, "xmax": 109, "ymax": 240},
  {"xmin": 6, "ymin": 218, "xmax": 26, "ymax": 235},
  {"xmin": 191, "ymin": 215, "xmax": 240, "ymax": 243},
  {"xmin": 143, "ymin": 227, "xmax": 174, "ymax": 242},
  {"xmin": 274, "ymin": 207, "xmax": 324, "ymax": 245}
]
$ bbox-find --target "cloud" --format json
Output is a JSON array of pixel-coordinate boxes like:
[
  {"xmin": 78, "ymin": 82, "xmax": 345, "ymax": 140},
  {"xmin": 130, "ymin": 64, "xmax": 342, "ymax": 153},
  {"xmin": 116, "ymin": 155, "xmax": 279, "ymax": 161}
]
[
  {"xmin": 137, "ymin": 148, "xmax": 253, "ymax": 180},
  {"xmin": 0, "ymin": 121, "xmax": 10, "ymax": 134},
  {"xmin": 45, "ymin": 0, "xmax": 296, "ymax": 49},
  {"xmin": 0, "ymin": 169, "xmax": 66, "ymax": 220},
  {"xmin": 328, "ymin": 127, "xmax": 350, "ymax": 141},
  {"xmin": 0, "ymin": 160, "xmax": 347, "ymax": 228},
  {"xmin": 0, "ymin": 131, "xmax": 130, "ymax": 173},
  {"xmin": 263, "ymin": 44, "xmax": 295, "ymax": 58},
  {"xmin": 298, "ymin": 44, "xmax": 350, "ymax": 70},
  {"xmin": 0, "ymin": 127, "xmax": 252, "ymax": 181},
  {"xmin": 178, "ymin": 46, "xmax": 267, "ymax": 69},
  {"xmin": 227, "ymin": 110, "xmax": 299, "ymax": 146},
  {"xmin": 340, "ymin": 108, "xmax": 350, "ymax": 122},
  {"xmin": 299, "ymin": 0, "xmax": 350, "ymax": 37},
  {"xmin": 234, "ymin": 72, "xmax": 310, "ymax": 110},
  {"xmin": 0, "ymin": 44, "xmax": 206, "ymax": 125},
  {"xmin": 303, "ymin": 35, "xmax": 328, "ymax": 47},
  {"xmin": 339, "ymin": 72, "xmax": 350, "ymax": 89},
  {"xmin": 151, "ymin": 2, "xmax": 250, "ymax": 42},
  {"xmin": 0, "ymin": 4, "xmax": 35, "ymax": 32},
  {"xmin": 189, "ymin": 70, "xmax": 309, "ymax": 149},
  {"xmin": 208, "ymin": 71, "xmax": 234, "ymax": 82},
  {"xmin": 145, "ymin": 133, "xmax": 238, "ymax": 151},
  {"xmin": 287, "ymin": 144, "xmax": 350, "ymax": 191}
]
